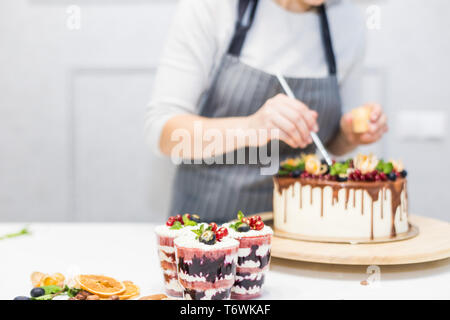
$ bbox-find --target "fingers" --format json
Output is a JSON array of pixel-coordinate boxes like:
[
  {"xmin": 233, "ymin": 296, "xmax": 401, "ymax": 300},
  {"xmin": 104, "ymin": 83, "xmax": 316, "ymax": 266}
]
[
  {"xmin": 369, "ymin": 103, "xmax": 382, "ymax": 122},
  {"xmin": 278, "ymin": 94, "xmax": 319, "ymax": 132},
  {"xmin": 269, "ymin": 112, "xmax": 304, "ymax": 148}
]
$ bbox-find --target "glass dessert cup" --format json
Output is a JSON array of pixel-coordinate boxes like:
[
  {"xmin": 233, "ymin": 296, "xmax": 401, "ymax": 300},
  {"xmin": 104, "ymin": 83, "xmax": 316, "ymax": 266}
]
[
  {"xmin": 155, "ymin": 227, "xmax": 185, "ymax": 297},
  {"xmin": 174, "ymin": 236, "xmax": 239, "ymax": 300},
  {"xmin": 230, "ymin": 230, "xmax": 272, "ymax": 300}
]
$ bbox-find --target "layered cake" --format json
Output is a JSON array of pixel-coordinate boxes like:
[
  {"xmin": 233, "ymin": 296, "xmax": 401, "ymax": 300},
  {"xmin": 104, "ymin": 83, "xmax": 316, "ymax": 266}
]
[
  {"xmin": 154, "ymin": 213, "xmax": 203, "ymax": 297},
  {"xmin": 174, "ymin": 223, "xmax": 239, "ymax": 300},
  {"xmin": 273, "ymin": 154, "xmax": 409, "ymax": 242},
  {"xmin": 225, "ymin": 211, "xmax": 273, "ymax": 300}
]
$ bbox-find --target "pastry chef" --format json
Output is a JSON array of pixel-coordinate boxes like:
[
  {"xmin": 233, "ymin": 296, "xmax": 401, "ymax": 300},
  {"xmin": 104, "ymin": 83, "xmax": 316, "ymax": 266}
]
[{"xmin": 145, "ymin": 0, "xmax": 388, "ymax": 223}]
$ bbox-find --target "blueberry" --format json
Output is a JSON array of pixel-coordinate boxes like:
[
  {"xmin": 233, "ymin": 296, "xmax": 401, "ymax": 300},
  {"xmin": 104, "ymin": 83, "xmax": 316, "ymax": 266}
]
[
  {"xmin": 14, "ymin": 296, "xmax": 31, "ymax": 300},
  {"xmin": 388, "ymin": 172, "xmax": 397, "ymax": 181},
  {"xmin": 199, "ymin": 230, "xmax": 216, "ymax": 245},
  {"xmin": 292, "ymin": 170, "xmax": 301, "ymax": 178},
  {"xmin": 30, "ymin": 287, "xmax": 45, "ymax": 298},
  {"xmin": 337, "ymin": 176, "xmax": 348, "ymax": 182},
  {"xmin": 237, "ymin": 223, "xmax": 250, "ymax": 233},
  {"xmin": 400, "ymin": 170, "xmax": 407, "ymax": 178},
  {"xmin": 190, "ymin": 214, "xmax": 201, "ymax": 223}
]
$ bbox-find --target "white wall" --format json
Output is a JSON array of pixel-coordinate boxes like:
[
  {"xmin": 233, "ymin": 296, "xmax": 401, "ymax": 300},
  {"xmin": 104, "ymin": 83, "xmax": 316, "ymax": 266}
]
[{"xmin": 0, "ymin": 0, "xmax": 448, "ymax": 222}]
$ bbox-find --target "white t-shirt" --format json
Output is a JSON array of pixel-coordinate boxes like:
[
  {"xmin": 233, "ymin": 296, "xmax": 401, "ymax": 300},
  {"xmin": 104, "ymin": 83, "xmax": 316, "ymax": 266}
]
[{"xmin": 145, "ymin": 0, "xmax": 366, "ymax": 155}]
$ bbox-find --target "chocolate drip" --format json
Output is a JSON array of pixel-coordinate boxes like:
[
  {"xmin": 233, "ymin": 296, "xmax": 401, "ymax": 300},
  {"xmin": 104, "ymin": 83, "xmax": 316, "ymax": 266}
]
[
  {"xmin": 234, "ymin": 272, "xmax": 265, "ymax": 290},
  {"xmin": 238, "ymin": 245, "xmax": 271, "ymax": 269},
  {"xmin": 321, "ymin": 187, "xmax": 324, "ymax": 217},
  {"xmin": 299, "ymin": 185, "xmax": 303, "ymax": 209},
  {"xmin": 273, "ymin": 177, "xmax": 407, "ymax": 239},
  {"xmin": 178, "ymin": 254, "xmax": 235, "ymax": 283}
]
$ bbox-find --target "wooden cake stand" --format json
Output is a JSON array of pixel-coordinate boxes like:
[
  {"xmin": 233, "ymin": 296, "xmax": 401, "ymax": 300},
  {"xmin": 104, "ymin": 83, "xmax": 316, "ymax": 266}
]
[{"xmin": 258, "ymin": 213, "xmax": 450, "ymax": 265}]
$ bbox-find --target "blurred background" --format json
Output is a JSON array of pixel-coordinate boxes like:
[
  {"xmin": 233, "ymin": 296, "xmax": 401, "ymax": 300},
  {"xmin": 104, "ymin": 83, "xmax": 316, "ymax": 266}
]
[{"xmin": 0, "ymin": 0, "xmax": 448, "ymax": 223}]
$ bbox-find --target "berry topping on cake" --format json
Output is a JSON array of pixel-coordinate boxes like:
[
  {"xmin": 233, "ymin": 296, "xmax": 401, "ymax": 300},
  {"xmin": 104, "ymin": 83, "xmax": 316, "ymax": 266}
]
[
  {"xmin": 230, "ymin": 211, "xmax": 265, "ymax": 232},
  {"xmin": 277, "ymin": 153, "xmax": 407, "ymax": 183},
  {"xmin": 165, "ymin": 213, "xmax": 202, "ymax": 229},
  {"xmin": 191, "ymin": 223, "xmax": 230, "ymax": 245}
]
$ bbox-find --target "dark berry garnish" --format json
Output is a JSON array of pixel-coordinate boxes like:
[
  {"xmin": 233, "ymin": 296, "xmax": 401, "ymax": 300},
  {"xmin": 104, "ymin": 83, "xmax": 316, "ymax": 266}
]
[
  {"xmin": 30, "ymin": 287, "xmax": 45, "ymax": 298},
  {"xmin": 400, "ymin": 170, "xmax": 407, "ymax": 178},
  {"xmin": 379, "ymin": 172, "xmax": 387, "ymax": 181},
  {"xmin": 337, "ymin": 176, "xmax": 348, "ymax": 182},
  {"xmin": 190, "ymin": 214, "xmax": 201, "ymax": 223},
  {"xmin": 199, "ymin": 230, "xmax": 216, "ymax": 245},
  {"xmin": 237, "ymin": 223, "xmax": 250, "ymax": 232},
  {"xmin": 388, "ymin": 172, "xmax": 397, "ymax": 181},
  {"xmin": 292, "ymin": 170, "xmax": 301, "ymax": 178},
  {"xmin": 14, "ymin": 296, "xmax": 31, "ymax": 300}
]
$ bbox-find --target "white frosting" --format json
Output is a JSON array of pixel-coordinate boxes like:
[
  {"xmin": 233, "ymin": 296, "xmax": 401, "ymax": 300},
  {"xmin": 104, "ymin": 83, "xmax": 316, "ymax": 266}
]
[
  {"xmin": 178, "ymin": 270, "xmax": 235, "ymax": 282},
  {"xmin": 237, "ymin": 244, "xmax": 270, "ymax": 258},
  {"xmin": 273, "ymin": 181, "xmax": 409, "ymax": 240},
  {"xmin": 174, "ymin": 234, "xmax": 239, "ymax": 251},
  {"xmin": 165, "ymin": 277, "xmax": 183, "ymax": 292},
  {"xmin": 158, "ymin": 249, "xmax": 175, "ymax": 263},
  {"xmin": 184, "ymin": 287, "xmax": 231, "ymax": 300},
  {"xmin": 236, "ymin": 271, "xmax": 264, "ymax": 282},
  {"xmin": 154, "ymin": 224, "xmax": 205, "ymax": 238},
  {"xmin": 232, "ymin": 285, "xmax": 262, "ymax": 295},
  {"xmin": 224, "ymin": 223, "xmax": 273, "ymax": 239},
  {"xmin": 158, "ymin": 245, "xmax": 174, "ymax": 253},
  {"xmin": 239, "ymin": 260, "xmax": 261, "ymax": 268}
]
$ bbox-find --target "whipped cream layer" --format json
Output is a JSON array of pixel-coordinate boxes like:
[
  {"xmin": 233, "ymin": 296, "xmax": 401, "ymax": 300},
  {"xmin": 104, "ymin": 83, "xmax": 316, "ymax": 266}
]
[{"xmin": 273, "ymin": 177, "xmax": 409, "ymax": 241}]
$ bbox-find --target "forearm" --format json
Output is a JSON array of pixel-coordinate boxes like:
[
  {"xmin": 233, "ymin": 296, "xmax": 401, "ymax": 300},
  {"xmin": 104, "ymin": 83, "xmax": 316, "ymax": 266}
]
[
  {"xmin": 327, "ymin": 128, "xmax": 358, "ymax": 156},
  {"xmin": 159, "ymin": 114, "xmax": 254, "ymax": 159}
]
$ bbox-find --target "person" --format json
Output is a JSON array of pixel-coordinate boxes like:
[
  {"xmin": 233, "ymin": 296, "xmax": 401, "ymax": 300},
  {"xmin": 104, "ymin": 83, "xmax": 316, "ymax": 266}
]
[{"xmin": 145, "ymin": 0, "xmax": 388, "ymax": 223}]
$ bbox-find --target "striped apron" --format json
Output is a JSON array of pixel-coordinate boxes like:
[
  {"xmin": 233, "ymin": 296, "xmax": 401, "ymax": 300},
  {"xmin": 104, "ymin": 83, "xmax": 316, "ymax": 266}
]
[{"xmin": 169, "ymin": 0, "xmax": 342, "ymax": 223}]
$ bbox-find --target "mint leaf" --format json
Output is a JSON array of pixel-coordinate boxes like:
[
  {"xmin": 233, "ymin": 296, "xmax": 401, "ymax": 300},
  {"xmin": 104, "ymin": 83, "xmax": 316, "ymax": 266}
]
[
  {"xmin": 32, "ymin": 294, "xmax": 54, "ymax": 301},
  {"xmin": 0, "ymin": 227, "xmax": 31, "ymax": 240},
  {"xmin": 382, "ymin": 162, "xmax": 393, "ymax": 174},
  {"xmin": 64, "ymin": 285, "xmax": 81, "ymax": 298},
  {"xmin": 42, "ymin": 285, "xmax": 63, "ymax": 295},
  {"xmin": 182, "ymin": 214, "xmax": 197, "ymax": 227},
  {"xmin": 170, "ymin": 221, "xmax": 183, "ymax": 230},
  {"xmin": 237, "ymin": 211, "xmax": 244, "ymax": 222},
  {"xmin": 191, "ymin": 224, "xmax": 205, "ymax": 240}
]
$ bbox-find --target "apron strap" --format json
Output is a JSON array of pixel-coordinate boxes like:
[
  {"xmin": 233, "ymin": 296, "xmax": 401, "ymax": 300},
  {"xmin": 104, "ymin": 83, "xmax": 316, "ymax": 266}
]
[
  {"xmin": 318, "ymin": 4, "xmax": 337, "ymax": 75},
  {"xmin": 227, "ymin": 1, "xmax": 337, "ymax": 76},
  {"xmin": 227, "ymin": 0, "xmax": 260, "ymax": 56}
]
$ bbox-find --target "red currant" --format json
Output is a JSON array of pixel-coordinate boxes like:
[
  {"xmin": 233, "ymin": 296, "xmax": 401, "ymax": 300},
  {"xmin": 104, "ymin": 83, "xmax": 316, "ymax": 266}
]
[
  {"xmin": 242, "ymin": 217, "xmax": 250, "ymax": 225},
  {"xmin": 249, "ymin": 217, "xmax": 257, "ymax": 227},
  {"xmin": 215, "ymin": 230, "xmax": 224, "ymax": 241},
  {"xmin": 209, "ymin": 223, "xmax": 218, "ymax": 232},
  {"xmin": 254, "ymin": 216, "xmax": 262, "ymax": 222},
  {"xmin": 254, "ymin": 220, "xmax": 264, "ymax": 231},
  {"xmin": 166, "ymin": 217, "xmax": 175, "ymax": 227},
  {"xmin": 175, "ymin": 214, "xmax": 182, "ymax": 222},
  {"xmin": 217, "ymin": 227, "xmax": 228, "ymax": 237}
]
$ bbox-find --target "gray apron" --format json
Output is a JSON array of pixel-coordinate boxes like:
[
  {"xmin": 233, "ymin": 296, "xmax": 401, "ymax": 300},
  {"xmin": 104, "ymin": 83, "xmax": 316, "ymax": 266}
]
[{"xmin": 169, "ymin": 0, "xmax": 342, "ymax": 223}]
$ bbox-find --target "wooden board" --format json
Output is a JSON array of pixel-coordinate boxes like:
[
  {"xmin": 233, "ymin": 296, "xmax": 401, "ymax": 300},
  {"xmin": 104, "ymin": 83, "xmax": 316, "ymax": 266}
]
[{"xmin": 266, "ymin": 214, "xmax": 450, "ymax": 265}]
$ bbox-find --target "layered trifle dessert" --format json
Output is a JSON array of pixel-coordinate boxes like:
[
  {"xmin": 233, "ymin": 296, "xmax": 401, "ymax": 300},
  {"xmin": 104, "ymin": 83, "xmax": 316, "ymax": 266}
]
[
  {"xmin": 273, "ymin": 153, "xmax": 409, "ymax": 242},
  {"xmin": 226, "ymin": 211, "xmax": 273, "ymax": 299},
  {"xmin": 154, "ymin": 213, "xmax": 203, "ymax": 297},
  {"xmin": 174, "ymin": 223, "xmax": 239, "ymax": 300}
]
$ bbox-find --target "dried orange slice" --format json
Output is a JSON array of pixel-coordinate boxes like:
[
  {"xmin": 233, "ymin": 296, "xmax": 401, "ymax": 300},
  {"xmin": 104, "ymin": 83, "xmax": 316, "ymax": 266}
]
[
  {"xmin": 76, "ymin": 275, "xmax": 125, "ymax": 297},
  {"xmin": 118, "ymin": 281, "xmax": 140, "ymax": 300}
]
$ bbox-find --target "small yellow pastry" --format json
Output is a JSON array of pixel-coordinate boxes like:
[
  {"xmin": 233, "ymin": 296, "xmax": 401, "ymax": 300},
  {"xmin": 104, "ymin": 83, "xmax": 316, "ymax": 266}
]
[{"xmin": 351, "ymin": 106, "xmax": 371, "ymax": 133}]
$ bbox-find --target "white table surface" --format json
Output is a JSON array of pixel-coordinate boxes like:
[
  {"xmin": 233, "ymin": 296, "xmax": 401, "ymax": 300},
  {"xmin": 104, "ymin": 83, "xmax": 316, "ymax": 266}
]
[{"xmin": 1, "ymin": 223, "xmax": 449, "ymax": 300}]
